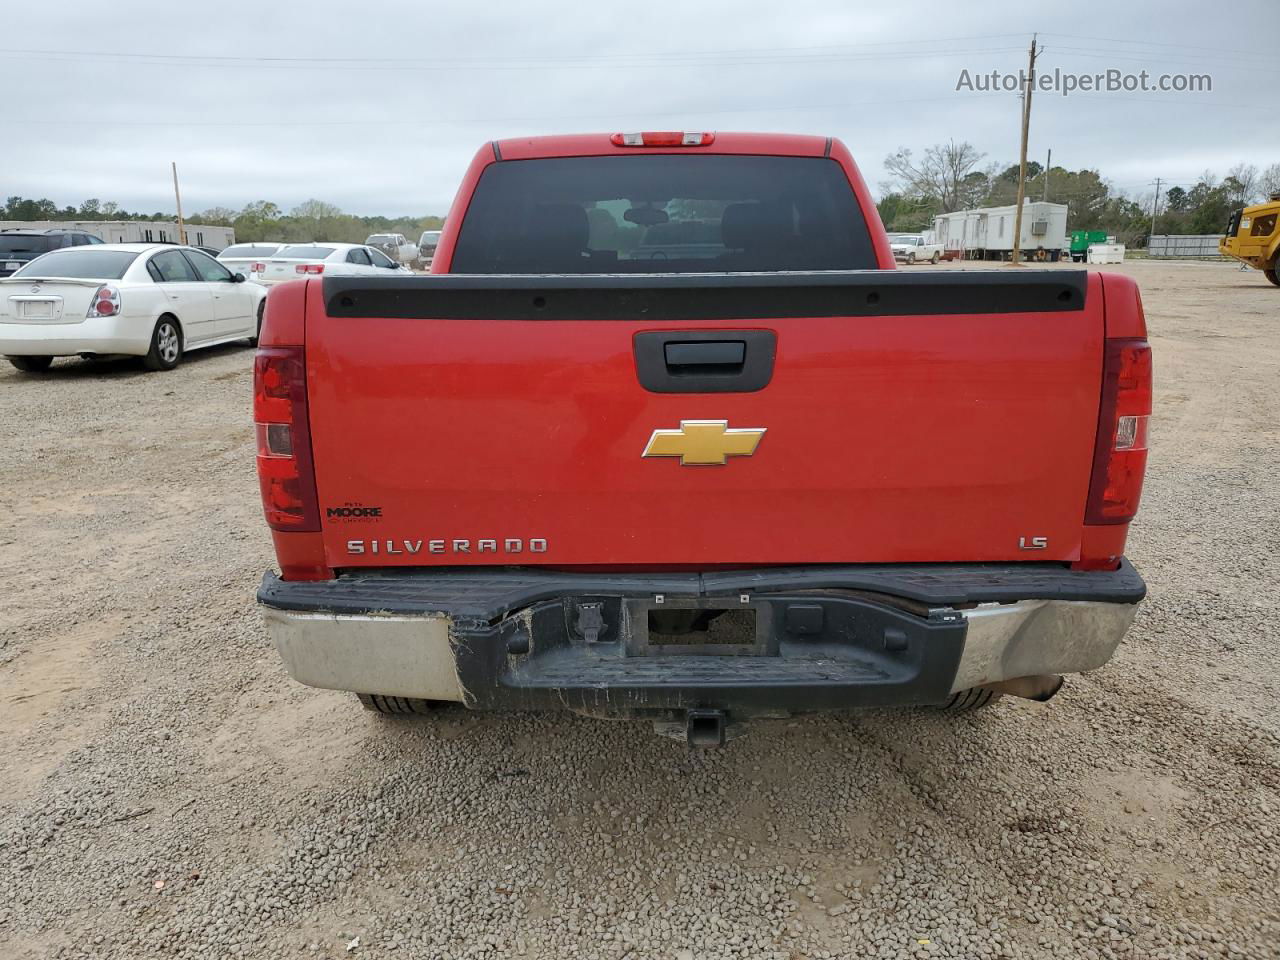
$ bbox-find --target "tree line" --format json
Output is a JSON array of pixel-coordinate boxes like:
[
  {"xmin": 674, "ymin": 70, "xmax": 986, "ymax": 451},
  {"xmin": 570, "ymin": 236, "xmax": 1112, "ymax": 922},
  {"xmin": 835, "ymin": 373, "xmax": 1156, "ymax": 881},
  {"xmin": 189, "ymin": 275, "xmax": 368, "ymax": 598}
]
[
  {"xmin": 1, "ymin": 196, "xmax": 443, "ymax": 245},
  {"xmin": 9, "ymin": 156, "xmax": 1279, "ymax": 249},
  {"xmin": 876, "ymin": 141, "xmax": 1280, "ymax": 245}
]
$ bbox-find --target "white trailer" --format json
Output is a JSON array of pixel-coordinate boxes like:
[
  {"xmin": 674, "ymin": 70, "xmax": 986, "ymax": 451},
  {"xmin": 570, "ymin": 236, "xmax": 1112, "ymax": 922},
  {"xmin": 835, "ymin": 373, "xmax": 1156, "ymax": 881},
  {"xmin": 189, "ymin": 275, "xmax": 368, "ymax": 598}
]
[
  {"xmin": 932, "ymin": 202, "xmax": 1069, "ymax": 262},
  {"xmin": 0, "ymin": 219, "xmax": 235, "ymax": 251}
]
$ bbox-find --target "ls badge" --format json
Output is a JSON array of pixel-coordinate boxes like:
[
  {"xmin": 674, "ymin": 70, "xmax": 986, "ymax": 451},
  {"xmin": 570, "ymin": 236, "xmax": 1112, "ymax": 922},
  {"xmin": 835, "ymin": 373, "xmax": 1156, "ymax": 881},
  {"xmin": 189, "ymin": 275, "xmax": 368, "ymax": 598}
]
[{"xmin": 642, "ymin": 420, "xmax": 766, "ymax": 466}]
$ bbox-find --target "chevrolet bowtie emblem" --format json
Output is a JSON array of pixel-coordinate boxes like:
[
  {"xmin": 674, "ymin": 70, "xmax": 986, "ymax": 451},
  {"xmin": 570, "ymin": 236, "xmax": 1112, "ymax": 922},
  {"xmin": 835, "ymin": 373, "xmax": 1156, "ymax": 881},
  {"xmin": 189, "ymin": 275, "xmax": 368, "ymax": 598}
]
[{"xmin": 642, "ymin": 420, "xmax": 766, "ymax": 466}]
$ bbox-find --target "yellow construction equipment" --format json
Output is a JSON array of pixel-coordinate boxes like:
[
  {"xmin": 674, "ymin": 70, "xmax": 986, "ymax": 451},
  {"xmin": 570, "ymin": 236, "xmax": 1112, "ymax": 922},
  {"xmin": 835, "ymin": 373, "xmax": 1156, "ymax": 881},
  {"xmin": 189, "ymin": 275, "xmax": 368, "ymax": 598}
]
[{"xmin": 1220, "ymin": 193, "xmax": 1280, "ymax": 287}]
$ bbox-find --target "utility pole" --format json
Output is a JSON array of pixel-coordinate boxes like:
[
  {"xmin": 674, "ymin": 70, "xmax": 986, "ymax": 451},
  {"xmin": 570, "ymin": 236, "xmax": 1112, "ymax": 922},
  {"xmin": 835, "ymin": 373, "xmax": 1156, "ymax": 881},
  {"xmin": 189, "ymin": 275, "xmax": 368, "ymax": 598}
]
[
  {"xmin": 1010, "ymin": 34, "xmax": 1039, "ymax": 265},
  {"xmin": 1148, "ymin": 177, "xmax": 1163, "ymax": 247},
  {"xmin": 171, "ymin": 162, "xmax": 187, "ymax": 245},
  {"xmin": 1043, "ymin": 148, "xmax": 1051, "ymax": 202}
]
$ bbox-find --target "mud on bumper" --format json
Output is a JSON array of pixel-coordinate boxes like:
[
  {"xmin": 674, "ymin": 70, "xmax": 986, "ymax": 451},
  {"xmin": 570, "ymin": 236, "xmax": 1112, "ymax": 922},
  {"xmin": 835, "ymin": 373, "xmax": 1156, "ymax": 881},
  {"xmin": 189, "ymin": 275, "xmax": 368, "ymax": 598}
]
[{"xmin": 257, "ymin": 562, "xmax": 1145, "ymax": 718}]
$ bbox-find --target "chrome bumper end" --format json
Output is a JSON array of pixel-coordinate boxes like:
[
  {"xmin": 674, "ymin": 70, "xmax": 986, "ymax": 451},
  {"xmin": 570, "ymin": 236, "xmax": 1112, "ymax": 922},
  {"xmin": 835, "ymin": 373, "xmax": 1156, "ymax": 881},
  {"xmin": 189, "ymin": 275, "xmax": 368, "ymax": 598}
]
[
  {"xmin": 261, "ymin": 607, "xmax": 466, "ymax": 702},
  {"xmin": 953, "ymin": 599, "xmax": 1137, "ymax": 692}
]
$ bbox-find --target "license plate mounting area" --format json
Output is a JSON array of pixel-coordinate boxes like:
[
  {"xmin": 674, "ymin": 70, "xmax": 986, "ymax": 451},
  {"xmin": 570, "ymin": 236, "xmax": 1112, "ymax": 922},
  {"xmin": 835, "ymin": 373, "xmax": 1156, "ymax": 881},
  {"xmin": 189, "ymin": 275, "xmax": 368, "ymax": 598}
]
[
  {"xmin": 623, "ymin": 597, "xmax": 774, "ymax": 657},
  {"xmin": 19, "ymin": 300, "xmax": 56, "ymax": 320}
]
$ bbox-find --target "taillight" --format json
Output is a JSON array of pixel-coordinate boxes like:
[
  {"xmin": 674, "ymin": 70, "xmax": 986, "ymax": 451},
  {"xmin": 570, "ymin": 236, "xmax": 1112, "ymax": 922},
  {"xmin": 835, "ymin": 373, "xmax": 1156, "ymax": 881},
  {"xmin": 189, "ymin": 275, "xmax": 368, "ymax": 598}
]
[
  {"xmin": 1086, "ymin": 338, "xmax": 1152, "ymax": 524},
  {"xmin": 610, "ymin": 131, "xmax": 715, "ymax": 147},
  {"xmin": 250, "ymin": 262, "xmax": 265, "ymax": 273},
  {"xmin": 254, "ymin": 346, "xmax": 320, "ymax": 531},
  {"xmin": 295, "ymin": 263, "xmax": 324, "ymax": 275},
  {"xmin": 86, "ymin": 284, "xmax": 120, "ymax": 318}
]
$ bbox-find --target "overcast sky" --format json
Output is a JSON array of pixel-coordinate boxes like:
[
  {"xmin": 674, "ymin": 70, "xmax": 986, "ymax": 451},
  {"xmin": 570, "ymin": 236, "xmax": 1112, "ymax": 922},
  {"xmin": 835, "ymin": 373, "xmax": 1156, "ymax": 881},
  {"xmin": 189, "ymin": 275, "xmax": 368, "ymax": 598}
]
[{"xmin": 4, "ymin": 1, "xmax": 1278, "ymax": 217}]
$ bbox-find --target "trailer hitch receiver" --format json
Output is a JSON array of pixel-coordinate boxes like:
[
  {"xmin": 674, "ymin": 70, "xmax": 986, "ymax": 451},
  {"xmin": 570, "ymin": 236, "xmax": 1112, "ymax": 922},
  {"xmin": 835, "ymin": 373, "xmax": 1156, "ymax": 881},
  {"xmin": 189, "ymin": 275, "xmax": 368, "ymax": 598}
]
[{"xmin": 686, "ymin": 709, "xmax": 728, "ymax": 748}]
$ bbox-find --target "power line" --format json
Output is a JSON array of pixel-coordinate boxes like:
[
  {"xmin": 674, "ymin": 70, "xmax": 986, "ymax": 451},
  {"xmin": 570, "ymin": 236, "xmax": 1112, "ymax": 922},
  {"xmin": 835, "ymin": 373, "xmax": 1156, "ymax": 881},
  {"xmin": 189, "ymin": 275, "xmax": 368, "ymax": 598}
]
[
  {"xmin": 1039, "ymin": 46, "xmax": 1279, "ymax": 75},
  {"xmin": 1109, "ymin": 180, "xmax": 1200, "ymax": 187},
  {"xmin": 2, "ymin": 88, "xmax": 1256, "ymax": 133},
  {"xmin": 0, "ymin": 44, "xmax": 1030, "ymax": 73},
  {"xmin": 0, "ymin": 34, "xmax": 1029, "ymax": 66},
  {"xmin": 1040, "ymin": 32, "xmax": 1272, "ymax": 61},
  {"xmin": 5, "ymin": 33, "xmax": 1265, "ymax": 74},
  {"xmin": 0, "ymin": 92, "xmax": 1011, "ymax": 129},
  {"xmin": 1058, "ymin": 94, "xmax": 1253, "ymax": 110}
]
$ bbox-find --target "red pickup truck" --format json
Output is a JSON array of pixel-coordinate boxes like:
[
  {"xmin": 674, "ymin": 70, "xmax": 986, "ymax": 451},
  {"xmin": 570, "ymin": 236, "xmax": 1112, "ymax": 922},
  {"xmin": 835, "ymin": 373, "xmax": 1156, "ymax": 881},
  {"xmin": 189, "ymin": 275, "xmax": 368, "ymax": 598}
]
[{"xmin": 254, "ymin": 132, "xmax": 1151, "ymax": 745}]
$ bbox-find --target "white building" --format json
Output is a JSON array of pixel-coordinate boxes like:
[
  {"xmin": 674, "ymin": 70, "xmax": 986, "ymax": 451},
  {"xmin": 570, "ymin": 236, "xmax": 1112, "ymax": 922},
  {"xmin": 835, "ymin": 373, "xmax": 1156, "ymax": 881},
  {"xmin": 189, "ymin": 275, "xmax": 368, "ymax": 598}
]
[
  {"xmin": 932, "ymin": 201, "xmax": 1068, "ymax": 261},
  {"xmin": 0, "ymin": 220, "xmax": 235, "ymax": 250}
]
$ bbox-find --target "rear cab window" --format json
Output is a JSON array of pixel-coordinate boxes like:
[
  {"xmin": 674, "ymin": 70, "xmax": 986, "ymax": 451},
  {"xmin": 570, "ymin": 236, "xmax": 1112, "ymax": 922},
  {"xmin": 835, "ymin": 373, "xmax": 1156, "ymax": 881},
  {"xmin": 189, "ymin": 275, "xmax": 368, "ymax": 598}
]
[
  {"xmin": 450, "ymin": 154, "xmax": 876, "ymax": 274},
  {"xmin": 12, "ymin": 249, "xmax": 138, "ymax": 279}
]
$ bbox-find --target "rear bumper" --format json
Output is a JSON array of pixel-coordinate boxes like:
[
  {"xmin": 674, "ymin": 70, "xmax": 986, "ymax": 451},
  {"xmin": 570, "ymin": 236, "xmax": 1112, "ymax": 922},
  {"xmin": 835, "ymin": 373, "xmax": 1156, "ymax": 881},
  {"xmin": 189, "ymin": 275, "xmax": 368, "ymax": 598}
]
[
  {"xmin": 1220, "ymin": 236, "xmax": 1276, "ymax": 267},
  {"xmin": 257, "ymin": 562, "xmax": 1144, "ymax": 716},
  {"xmin": 0, "ymin": 314, "xmax": 153, "ymax": 356}
]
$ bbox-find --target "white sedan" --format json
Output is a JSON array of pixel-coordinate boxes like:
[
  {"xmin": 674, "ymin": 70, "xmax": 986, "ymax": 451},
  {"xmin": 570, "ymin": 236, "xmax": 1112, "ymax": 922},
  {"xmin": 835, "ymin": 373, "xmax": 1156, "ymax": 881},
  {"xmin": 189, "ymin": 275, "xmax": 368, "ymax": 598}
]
[
  {"xmin": 216, "ymin": 242, "xmax": 283, "ymax": 280},
  {"xmin": 0, "ymin": 243, "xmax": 267, "ymax": 373},
  {"xmin": 251, "ymin": 242, "xmax": 412, "ymax": 286}
]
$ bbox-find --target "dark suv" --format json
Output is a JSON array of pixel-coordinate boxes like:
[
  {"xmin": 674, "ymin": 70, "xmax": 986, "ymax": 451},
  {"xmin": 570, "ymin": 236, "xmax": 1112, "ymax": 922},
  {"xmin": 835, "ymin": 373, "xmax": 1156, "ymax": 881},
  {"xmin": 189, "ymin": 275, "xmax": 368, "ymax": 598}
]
[{"xmin": 0, "ymin": 229, "xmax": 104, "ymax": 277}]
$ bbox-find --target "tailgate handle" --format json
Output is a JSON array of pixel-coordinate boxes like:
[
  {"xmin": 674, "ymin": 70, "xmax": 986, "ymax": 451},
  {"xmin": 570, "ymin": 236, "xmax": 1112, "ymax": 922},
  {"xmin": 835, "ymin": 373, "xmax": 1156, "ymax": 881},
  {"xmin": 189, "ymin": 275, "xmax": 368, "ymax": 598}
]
[
  {"xmin": 634, "ymin": 330, "xmax": 776, "ymax": 394},
  {"xmin": 664, "ymin": 340, "xmax": 745, "ymax": 370}
]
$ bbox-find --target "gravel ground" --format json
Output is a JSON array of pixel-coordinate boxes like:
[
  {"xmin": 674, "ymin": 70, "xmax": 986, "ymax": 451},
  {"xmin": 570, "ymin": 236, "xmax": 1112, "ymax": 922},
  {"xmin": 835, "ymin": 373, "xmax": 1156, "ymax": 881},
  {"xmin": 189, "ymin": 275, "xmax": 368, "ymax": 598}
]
[{"xmin": 1, "ymin": 260, "xmax": 1277, "ymax": 960}]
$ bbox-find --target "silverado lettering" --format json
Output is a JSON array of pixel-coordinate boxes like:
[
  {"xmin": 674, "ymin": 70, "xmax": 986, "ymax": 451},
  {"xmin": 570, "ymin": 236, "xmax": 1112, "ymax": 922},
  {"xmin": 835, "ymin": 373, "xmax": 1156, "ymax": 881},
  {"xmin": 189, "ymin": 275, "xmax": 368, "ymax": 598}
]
[
  {"xmin": 253, "ymin": 131, "xmax": 1151, "ymax": 745},
  {"xmin": 345, "ymin": 538, "xmax": 547, "ymax": 555}
]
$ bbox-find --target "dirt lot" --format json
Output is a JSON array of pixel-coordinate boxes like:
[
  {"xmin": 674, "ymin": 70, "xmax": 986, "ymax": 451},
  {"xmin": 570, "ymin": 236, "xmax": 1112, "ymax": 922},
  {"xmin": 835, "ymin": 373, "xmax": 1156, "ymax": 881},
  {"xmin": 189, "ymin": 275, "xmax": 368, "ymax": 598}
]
[{"xmin": 1, "ymin": 260, "xmax": 1277, "ymax": 960}]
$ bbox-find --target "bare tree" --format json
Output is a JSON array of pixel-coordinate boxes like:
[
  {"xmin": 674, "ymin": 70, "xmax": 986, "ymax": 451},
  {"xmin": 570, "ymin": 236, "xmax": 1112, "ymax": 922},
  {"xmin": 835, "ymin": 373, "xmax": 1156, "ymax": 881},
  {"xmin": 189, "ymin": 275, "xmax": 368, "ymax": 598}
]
[
  {"xmin": 884, "ymin": 140, "xmax": 986, "ymax": 213},
  {"xmin": 290, "ymin": 199, "xmax": 343, "ymax": 219},
  {"xmin": 1260, "ymin": 163, "xmax": 1280, "ymax": 199},
  {"xmin": 1226, "ymin": 163, "xmax": 1259, "ymax": 205},
  {"xmin": 195, "ymin": 206, "xmax": 238, "ymax": 225}
]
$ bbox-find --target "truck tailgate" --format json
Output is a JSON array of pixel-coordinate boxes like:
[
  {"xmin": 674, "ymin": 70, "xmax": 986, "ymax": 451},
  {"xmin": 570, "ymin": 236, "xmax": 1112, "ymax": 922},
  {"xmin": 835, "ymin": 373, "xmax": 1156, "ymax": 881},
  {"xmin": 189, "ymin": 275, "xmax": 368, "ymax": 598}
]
[{"xmin": 303, "ymin": 271, "xmax": 1104, "ymax": 568}]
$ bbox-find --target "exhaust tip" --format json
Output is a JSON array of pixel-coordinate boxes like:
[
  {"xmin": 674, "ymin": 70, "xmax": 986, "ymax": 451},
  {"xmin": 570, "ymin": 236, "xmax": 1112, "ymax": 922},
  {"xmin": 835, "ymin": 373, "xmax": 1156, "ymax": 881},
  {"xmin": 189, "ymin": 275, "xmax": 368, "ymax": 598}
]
[{"xmin": 984, "ymin": 674, "xmax": 1064, "ymax": 702}]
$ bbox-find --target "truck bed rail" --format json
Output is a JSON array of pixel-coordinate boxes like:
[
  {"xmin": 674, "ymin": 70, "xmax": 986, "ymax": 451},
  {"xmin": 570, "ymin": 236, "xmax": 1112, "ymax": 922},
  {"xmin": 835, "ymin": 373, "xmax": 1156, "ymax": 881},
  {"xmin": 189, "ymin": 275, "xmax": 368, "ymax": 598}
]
[
  {"xmin": 259, "ymin": 560, "xmax": 1145, "ymax": 621},
  {"xmin": 322, "ymin": 270, "xmax": 1088, "ymax": 322}
]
